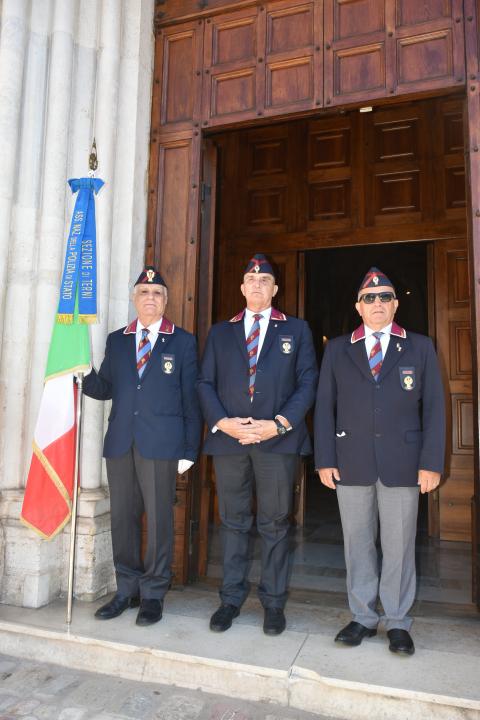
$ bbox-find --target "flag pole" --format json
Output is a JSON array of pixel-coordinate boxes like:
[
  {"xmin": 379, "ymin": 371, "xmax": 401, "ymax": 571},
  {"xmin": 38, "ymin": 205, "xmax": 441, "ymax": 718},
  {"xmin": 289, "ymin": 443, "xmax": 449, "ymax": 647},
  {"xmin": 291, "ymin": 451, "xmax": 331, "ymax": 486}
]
[
  {"xmin": 66, "ymin": 372, "xmax": 84, "ymax": 625},
  {"xmin": 66, "ymin": 141, "xmax": 97, "ymax": 625}
]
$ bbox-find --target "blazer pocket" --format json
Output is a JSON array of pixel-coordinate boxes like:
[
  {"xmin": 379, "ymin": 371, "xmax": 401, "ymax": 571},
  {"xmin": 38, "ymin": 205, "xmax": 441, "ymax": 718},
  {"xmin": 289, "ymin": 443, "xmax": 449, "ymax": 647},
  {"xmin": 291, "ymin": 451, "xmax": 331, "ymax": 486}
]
[{"xmin": 405, "ymin": 430, "xmax": 422, "ymax": 443}]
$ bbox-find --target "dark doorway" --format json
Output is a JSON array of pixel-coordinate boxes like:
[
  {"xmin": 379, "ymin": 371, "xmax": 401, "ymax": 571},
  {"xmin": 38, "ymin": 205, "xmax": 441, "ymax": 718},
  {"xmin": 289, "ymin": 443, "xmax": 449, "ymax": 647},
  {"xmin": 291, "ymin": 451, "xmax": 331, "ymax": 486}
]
[
  {"xmin": 303, "ymin": 240, "xmax": 429, "ymax": 551},
  {"xmin": 305, "ymin": 242, "xmax": 429, "ymax": 364}
]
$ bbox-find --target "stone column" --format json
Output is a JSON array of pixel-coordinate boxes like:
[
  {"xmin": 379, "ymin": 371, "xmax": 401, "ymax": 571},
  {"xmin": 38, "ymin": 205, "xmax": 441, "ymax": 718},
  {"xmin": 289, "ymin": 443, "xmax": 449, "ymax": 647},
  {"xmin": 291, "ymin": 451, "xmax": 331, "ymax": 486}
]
[{"xmin": 0, "ymin": 0, "xmax": 155, "ymax": 607}]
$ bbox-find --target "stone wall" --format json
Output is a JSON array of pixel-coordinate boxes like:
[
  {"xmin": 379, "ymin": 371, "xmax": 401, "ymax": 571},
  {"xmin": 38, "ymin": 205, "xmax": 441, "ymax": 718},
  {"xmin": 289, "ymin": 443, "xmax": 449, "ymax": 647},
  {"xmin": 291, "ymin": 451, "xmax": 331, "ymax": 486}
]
[{"xmin": 0, "ymin": 0, "xmax": 155, "ymax": 607}]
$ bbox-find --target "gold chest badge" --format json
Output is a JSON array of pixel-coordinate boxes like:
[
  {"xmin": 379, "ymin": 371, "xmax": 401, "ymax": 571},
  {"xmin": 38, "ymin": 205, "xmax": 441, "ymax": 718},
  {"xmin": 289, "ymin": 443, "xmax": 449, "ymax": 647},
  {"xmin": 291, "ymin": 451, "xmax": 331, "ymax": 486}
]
[
  {"xmin": 161, "ymin": 353, "xmax": 175, "ymax": 374},
  {"xmin": 399, "ymin": 366, "xmax": 415, "ymax": 390}
]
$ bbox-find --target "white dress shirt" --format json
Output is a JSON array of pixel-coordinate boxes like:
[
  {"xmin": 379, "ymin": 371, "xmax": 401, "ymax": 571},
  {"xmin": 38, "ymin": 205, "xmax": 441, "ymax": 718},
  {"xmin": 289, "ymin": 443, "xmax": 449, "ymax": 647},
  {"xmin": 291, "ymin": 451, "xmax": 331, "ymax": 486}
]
[
  {"xmin": 364, "ymin": 323, "xmax": 392, "ymax": 360},
  {"xmin": 244, "ymin": 306, "xmax": 272, "ymax": 359},
  {"xmin": 136, "ymin": 318, "xmax": 163, "ymax": 351}
]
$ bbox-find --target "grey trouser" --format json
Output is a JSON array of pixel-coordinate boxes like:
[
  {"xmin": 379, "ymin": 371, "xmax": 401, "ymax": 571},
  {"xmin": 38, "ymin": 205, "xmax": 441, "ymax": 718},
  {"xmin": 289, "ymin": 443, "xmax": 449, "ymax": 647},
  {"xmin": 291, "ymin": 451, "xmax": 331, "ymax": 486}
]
[
  {"xmin": 214, "ymin": 447, "xmax": 297, "ymax": 609},
  {"xmin": 336, "ymin": 480, "xmax": 419, "ymax": 631},
  {"xmin": 106, "ymin": 445, "xmax": 177, "ymax": 600}
]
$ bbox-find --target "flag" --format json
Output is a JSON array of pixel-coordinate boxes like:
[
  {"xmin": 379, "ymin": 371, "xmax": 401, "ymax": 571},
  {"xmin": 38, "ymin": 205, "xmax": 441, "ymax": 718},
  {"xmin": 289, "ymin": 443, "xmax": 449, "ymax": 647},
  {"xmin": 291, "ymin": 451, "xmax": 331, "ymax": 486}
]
[
  {"xmin": 20, "ymin": 307, "xmax": 91, "ymax": 538},
  {"xmin": 21, "ymin": 177, "xmax": 102, "ymax": 538}
]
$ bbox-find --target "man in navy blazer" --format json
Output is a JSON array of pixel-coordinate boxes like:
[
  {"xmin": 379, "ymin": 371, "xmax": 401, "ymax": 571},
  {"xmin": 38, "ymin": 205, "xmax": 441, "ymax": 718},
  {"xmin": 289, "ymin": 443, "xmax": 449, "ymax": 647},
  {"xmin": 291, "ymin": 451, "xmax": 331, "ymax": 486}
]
[
  {"xmin": 314, "ymin": 267, "xmax": 445, "ymax": 655},
  {"xmin": 83, "ymin": 266, "xmax": 202, "ymax": 626},
  {"xmin": 198, "ymin": 254, "xmax": 318, "ymax": 635}
]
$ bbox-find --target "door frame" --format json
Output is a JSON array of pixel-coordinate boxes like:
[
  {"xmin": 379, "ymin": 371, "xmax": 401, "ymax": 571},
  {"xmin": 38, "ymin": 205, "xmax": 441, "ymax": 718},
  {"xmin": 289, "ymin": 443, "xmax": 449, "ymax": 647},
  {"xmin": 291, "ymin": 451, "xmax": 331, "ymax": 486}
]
[{"xmin": 193, "ymin": 97, "xmax": 480, "ymax": 607}]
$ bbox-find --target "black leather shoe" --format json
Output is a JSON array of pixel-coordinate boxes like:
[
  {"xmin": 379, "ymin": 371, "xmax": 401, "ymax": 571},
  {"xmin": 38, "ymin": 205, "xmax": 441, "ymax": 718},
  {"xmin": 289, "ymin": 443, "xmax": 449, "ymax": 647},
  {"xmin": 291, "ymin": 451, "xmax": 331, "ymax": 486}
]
[
  {"xmin": 94, "ymin": 593, "xmax": 140, "ymax": 620},
  {"xmin": 209, "ymin": 604, "xmax": 240, "ymax": 632},
  {"xmin": 263, "ymin": 608, "xmax": 286, "ymax": 636},
  {"xmin": 387, "ymin": 629, "xmax": 415, "ymax": 655},
  {"xmin": 335, "ymin": 621, "xmax": 377, "ymax": 646},
  {"xmin": 136, "ymin": 599, "xmax": 163, "ymax": 626}
]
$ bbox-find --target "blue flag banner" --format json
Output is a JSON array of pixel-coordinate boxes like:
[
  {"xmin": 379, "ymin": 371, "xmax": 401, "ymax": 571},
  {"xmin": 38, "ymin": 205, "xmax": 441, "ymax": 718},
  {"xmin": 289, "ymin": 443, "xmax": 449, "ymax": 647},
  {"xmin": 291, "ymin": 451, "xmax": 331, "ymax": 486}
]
[{"xmin": 57, "ymin": 177, "xmax": 104, "ymax": 324}]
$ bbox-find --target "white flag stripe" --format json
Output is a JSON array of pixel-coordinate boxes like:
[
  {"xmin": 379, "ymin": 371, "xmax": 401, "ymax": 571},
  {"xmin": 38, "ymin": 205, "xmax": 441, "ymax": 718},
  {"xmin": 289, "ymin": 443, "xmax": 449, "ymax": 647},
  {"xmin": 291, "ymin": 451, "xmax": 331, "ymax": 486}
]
[{"xmin": 34, "ymin": 374, "xmax": 75, "ymax": 450}]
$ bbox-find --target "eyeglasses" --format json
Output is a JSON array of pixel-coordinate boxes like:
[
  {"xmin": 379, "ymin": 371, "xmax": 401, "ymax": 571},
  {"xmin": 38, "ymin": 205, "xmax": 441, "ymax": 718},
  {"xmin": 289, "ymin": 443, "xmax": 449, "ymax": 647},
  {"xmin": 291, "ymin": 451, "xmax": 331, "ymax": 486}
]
[{"xmin": 359, "ymin": 292, "xmax": 396, "ymax": 304}]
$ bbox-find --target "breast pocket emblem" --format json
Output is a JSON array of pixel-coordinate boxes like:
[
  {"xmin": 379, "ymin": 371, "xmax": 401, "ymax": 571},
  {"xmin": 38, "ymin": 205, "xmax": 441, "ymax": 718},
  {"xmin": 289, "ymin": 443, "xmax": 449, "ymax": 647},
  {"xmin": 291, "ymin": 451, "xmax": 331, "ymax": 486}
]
[
  {"xmin": 162, "ymin": 354, "xmax": 175, "ymax": 374},
  {"xmin": 399, "ymin": 366, "xmax": 415, "ymax": 390},
  {"xmin": 279, "ymin": 335, "xmax": 294, "ymax": 354}
]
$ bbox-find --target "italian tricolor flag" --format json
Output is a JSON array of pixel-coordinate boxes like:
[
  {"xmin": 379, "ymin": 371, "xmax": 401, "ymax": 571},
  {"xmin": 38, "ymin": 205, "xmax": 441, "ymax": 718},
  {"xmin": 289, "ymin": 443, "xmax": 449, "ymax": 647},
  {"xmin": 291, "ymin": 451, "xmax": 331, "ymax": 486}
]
[{"xmin": 21, "ymin": 311, "xmax": 90, "ymax": 538}]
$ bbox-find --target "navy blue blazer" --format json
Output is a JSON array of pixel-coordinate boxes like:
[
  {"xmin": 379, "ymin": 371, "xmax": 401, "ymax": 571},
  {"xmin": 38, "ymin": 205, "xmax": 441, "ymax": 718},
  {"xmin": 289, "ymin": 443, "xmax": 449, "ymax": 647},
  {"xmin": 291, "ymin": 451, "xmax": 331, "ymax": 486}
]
[
  {"xmin": 198, "ymin": 308, "xmax": 318, "ymax": 455},
  {"xmin": 314, "ymin": 323, "xmax": 446, "ymax": 487},
  {"xmin": 83, "ymin": 317, "xmax": 202, "ymax": 461}
]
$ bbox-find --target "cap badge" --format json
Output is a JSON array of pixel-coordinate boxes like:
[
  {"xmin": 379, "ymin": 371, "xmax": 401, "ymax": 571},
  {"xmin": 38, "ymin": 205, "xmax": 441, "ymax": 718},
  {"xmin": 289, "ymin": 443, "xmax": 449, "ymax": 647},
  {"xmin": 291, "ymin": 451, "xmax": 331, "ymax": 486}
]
[
  {"xmin": 146, "ymin": 269, "xmax": 155, "ymax": 283},
  {"xmin": 373, "ymin": 275, "xmax": 379, "ymax": 285},
  {"xmin": 254, "ymin": 264, "xmax": 260, "ymax": 273}
]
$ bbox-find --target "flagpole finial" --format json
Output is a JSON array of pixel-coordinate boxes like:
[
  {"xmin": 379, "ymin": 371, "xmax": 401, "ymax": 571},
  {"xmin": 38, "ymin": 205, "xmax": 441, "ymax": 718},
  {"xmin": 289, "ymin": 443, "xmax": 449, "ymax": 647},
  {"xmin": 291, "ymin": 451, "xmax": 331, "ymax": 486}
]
[{"xmin": 89, "ymin": 138, "xmax": 98, "ymax": 176}]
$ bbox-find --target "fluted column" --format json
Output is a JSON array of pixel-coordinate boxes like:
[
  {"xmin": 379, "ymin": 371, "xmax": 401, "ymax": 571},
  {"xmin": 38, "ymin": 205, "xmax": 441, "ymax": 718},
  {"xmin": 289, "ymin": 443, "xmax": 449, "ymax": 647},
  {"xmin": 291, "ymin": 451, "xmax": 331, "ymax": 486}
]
[
  {"xmin": 0, "ymin": 0, "xmax": 30, "ymax": 486},
  {"xmin": 0, "ymin": 0, "xmax": 51, "ymax": 490},
  {"xmin": 0, "ymin": 0, "xmax": 155, "ymax": 607}
]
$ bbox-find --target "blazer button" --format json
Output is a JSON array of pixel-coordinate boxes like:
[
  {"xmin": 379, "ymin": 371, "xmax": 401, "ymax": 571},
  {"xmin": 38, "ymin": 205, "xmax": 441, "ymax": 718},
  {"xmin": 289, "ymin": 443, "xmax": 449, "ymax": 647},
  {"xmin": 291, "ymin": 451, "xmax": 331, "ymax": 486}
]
[
  {"xmin": 137, "ymin": 384, "xmax": 141, "ymax": 390},
  {"xmin": 134, "ymin": 411, "xmax": 139, "ymax": 416},
  {"xmin": 375, "ymin": 433, "xmax": 381, "ymax": 438}
]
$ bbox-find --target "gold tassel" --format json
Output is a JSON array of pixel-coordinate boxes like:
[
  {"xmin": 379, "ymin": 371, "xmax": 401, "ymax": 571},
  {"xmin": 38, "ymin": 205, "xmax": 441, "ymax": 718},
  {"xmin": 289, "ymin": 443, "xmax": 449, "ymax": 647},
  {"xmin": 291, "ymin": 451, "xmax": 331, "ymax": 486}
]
[
  {"xmin": 56, "ymin": 314, "xmax": 74, "ymax": 324},
  {"xmin": 78, "ymin": 314, "xmax": 97, "ymax": 324}
]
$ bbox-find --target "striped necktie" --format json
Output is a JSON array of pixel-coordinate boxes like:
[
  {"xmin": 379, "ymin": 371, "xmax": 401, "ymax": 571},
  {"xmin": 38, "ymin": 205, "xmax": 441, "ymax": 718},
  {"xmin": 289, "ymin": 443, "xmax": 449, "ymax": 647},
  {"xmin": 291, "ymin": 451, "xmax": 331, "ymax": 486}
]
[
  {"xmin": 369, "ymin": 331, "xmax": 383, "ymax": 380},
  {"xmin": 137, "ymin": 328, "xmax": 151, "ymax": 378},
  {"xmin": 246, "ymin": 313, "xmax": 263, "ymax": 401}
]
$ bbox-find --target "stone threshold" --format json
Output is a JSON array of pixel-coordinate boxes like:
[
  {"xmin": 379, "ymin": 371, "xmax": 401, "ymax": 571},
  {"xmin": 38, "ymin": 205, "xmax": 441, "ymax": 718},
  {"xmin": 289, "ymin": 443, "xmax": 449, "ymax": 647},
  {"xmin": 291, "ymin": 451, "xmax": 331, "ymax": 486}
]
[{"xmin": 0, "ymin": 593, "xmax": 479, "ymax": 720}]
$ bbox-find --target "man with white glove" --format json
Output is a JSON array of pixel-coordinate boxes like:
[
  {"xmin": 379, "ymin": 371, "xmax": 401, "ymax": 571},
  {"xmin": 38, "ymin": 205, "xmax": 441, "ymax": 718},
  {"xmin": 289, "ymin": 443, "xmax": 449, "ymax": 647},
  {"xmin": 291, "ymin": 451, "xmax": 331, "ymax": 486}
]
[{"xmin": 83, "ymin": 266, "xmax": 202, "ymax": 626}]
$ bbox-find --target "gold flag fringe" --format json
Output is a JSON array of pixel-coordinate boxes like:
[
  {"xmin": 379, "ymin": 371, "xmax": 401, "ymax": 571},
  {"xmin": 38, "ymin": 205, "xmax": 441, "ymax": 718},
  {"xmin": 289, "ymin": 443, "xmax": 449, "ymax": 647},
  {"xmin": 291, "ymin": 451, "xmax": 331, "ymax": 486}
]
[
  {"xmin": 56, "ymin": 314, "xmax": 74, "ymax": 324},
  {"xmin": 78, "ymin": 314, "xmax": 97, "ymax": 324}
]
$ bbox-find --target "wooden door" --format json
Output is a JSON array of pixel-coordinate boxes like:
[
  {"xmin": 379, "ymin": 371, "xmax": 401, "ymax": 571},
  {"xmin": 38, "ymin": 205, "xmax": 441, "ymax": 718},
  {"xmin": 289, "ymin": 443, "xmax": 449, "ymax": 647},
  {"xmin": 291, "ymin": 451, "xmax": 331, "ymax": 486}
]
[
  {"xmin": 196, "ymin": 140, "xmax": 218, "ymax": 578},
  {"xmin": 464, "ymin": 0, "xmax": 480, "ymax": 608},
  {"xmin": 434, "ymin": 238, "xmax": 474, "ymax": 542}
]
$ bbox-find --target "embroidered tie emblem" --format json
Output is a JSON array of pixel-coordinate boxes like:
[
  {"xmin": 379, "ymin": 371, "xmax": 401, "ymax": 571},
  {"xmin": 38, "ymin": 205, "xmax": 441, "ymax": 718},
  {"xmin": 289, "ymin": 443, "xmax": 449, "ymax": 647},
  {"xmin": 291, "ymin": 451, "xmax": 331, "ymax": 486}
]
[
  {"xmin": 369, "ymin": 331, "xmax": 383, "ymax": 381},
  {"xmin": 246, "ymin": 313, "xmax": 263, "ymax": 401},
  {"xmin": 137, "ymin": 328, "xmax": 151, "ymax": 378}
]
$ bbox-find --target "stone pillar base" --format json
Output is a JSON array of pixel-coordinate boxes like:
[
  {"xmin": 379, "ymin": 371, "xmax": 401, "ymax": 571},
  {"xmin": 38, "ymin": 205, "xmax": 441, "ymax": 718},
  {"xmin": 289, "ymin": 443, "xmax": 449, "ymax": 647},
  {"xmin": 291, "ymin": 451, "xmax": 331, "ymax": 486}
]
[{"xmin": 0, "ymin": 489, "xmax": 115, "ymax": 608}]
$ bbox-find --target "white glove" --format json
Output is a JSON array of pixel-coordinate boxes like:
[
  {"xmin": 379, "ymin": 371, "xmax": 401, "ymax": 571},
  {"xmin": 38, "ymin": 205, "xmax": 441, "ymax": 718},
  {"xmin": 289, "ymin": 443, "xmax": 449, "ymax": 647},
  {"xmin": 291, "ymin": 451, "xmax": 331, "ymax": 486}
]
[{"xmin": 177, "ymin": 459, "xmax": 194, "ymax": 474}]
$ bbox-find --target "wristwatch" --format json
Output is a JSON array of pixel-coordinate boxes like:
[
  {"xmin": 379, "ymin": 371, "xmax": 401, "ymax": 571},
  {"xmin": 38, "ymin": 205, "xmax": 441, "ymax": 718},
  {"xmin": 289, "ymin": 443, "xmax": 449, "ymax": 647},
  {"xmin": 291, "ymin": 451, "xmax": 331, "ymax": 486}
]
[{"xmin": 274, "ymin": 418, "xmax": 287, "ymax": 436}]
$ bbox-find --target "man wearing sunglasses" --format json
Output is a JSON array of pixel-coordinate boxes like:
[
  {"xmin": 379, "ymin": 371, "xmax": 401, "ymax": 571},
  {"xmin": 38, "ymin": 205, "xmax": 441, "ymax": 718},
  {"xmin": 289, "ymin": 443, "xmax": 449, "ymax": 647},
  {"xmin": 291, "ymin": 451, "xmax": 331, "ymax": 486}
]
[{"xmin": 314, "ymin": 267, "xmax": 445, "ymax": 656}]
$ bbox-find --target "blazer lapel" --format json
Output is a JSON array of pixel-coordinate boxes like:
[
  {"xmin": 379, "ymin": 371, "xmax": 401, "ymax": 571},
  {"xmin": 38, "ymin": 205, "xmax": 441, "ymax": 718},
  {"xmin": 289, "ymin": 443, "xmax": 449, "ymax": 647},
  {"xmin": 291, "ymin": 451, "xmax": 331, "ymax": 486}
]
[
  {"xmin": 346, "ymin": 337, "xmax": 375, "ymax": 383},
  {"xmin": 127, "ymin": 334, "xmax": 139, "ymax": 378},
  {"xmin": 378, "ymin": 334, "xmax": 408, "ymax": 380},
  {"xmin": 232, "ymin": 319, "xmax": 250, "ymax": 367},
  {"xmin": 257, "ymin": 320, "xmax": 277, "ymax": 364}
]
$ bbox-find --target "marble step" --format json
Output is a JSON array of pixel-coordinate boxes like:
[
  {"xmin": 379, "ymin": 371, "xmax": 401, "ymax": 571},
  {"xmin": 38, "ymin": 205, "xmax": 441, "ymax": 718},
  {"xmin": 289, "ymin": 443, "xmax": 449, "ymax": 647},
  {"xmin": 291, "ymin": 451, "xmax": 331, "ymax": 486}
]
[{"xmin": 0, "ymin": 597, "xmax": 479, "ymax": 720}]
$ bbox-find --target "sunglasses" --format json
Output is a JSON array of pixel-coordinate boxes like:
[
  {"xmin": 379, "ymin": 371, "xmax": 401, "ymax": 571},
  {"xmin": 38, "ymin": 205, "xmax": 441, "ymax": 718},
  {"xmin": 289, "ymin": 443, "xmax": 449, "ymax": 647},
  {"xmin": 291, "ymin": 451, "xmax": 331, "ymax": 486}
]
[{"xmin": 359, "ymin": 292, "xmax": 396, "ymax": 304}]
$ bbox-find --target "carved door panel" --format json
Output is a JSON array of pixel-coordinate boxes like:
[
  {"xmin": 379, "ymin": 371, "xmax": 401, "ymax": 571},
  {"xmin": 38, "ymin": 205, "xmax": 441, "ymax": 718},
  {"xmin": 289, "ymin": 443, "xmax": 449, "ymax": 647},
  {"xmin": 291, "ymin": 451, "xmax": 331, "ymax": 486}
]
[
  {"xmin": 155, "ymin": 21, "xmax": 204, "ymax": 132},
  {"xmin": 393, "ymin": 0, "xmax": 465, "ymax": 97},
  {"xmin": 324, "ymin": 0, "xmax": 392, "ymax": 106},
  {"xmin": 307, "ymin": 115, "xmax": 355, "ymax": 232},
  {"xmin": 365, "ymin": 102, "xmax": 430, "ymax": 227},
  {"xmin": 324, "ymin": 0, "xmax": 465, "ymax": 107},
  {"xmin": 263, "ymin": 0, "xmax": 323, "ymax": 116},
  {"xmin": 434, "ymin": 239, "xmax": 474, "ymax": 543},
  {"xmin": 202, "ymin": 6, "xmax": 262, "ymax": 127}
]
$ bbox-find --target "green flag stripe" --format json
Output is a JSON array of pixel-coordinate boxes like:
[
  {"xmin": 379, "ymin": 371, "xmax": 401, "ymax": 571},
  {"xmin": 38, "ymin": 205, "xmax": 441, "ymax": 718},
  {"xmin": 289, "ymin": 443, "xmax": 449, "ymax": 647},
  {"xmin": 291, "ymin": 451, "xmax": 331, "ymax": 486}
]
[{"xmin": 45, "ymin": 297, "xmax": 91, "ymax": 380}]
